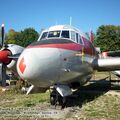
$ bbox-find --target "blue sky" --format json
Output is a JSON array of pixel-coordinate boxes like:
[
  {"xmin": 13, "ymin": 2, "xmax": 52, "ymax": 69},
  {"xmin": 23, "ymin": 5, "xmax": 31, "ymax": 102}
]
[{"xmin": 0, "ymin": 0, "xmax": 120, "ymax": 33}]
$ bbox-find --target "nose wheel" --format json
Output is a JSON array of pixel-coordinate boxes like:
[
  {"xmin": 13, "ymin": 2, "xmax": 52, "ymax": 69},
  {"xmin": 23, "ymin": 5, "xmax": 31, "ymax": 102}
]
[{"xmin": 50, "ymin": 88, "xmax": 66, "ymax": 108}]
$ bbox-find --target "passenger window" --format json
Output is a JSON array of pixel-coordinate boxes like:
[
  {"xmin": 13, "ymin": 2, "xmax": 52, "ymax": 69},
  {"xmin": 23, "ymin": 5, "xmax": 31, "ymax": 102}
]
[
  {"xmin": 71, "ymin": 31, "xmax": 76, "ymax": 41},
  {"xmin": 61, "ymin": 31, "xmax": 69, "ymax": 38},
  {"xmin": 48, "ymin": 31, "xmax": 60, "ymax": 38},
  {"xmin": 40, "ymin": 32, "xmax": 48, "ymax": 40}
]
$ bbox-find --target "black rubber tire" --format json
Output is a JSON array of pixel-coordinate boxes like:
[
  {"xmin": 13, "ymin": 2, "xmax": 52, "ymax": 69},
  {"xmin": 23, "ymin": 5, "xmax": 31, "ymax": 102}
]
[{"xmin": 50, "ymin": 95, "xmax": 56, "ymax": 105}]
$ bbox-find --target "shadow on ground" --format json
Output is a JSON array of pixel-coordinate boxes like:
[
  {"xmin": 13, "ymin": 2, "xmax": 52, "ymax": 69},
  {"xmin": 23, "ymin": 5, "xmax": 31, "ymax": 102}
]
[{"xmin": 65, "ymin": 77, "xmax": 120, "ymax": 108}]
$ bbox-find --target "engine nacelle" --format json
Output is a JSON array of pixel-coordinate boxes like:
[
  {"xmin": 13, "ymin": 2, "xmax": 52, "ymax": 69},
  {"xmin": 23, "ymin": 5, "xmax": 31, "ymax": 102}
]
[{"xmin": 4, "ymin": 44, "xmax": 24, "ymax": 70}]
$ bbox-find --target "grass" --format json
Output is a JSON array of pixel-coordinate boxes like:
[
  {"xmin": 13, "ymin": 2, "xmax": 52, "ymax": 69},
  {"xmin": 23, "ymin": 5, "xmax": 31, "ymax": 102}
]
[
  {"xmin": 70, "ymin": 71, "xmax": 120, "ymax": 120},
  {"xmin": 0, "ymin": 90, "xmax": 49, "ymax": 107},
  {"xmin": 78, "ymin": 94, "xmax": 120, "ymax": 120},
  {"xmin": 0, "ymin": 71, "xmax": 120, "ymax": 120},
  {"xmin": 16, "ymin": 92, "xmax": 49, "ymax": 107}
]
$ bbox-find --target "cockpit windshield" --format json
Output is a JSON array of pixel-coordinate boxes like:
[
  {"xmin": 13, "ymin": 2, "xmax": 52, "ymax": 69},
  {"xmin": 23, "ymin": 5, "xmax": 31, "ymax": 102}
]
[
  {"xmin": 40, "ymin": 30, "xmax": 70, "ymax": 40},
  {"xmin": 48, "ymin": 31, "xmax": 60, "ymax": 38},
  {"xmin": 38, "ymin": 25, "xmax": 85, "ymax": 45}
]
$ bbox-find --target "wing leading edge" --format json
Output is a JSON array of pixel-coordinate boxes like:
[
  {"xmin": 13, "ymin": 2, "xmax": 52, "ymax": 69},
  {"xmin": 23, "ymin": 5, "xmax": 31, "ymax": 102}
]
[{"xmin": 92, "ymin": 57, "xmax": 120, "ymax": 71}]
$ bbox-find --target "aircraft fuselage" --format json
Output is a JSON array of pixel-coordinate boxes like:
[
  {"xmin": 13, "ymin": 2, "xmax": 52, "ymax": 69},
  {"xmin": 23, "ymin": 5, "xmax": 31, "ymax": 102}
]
[{"xmin": 17, "ymin": 38, "xmax": 97, "ymax": 88}]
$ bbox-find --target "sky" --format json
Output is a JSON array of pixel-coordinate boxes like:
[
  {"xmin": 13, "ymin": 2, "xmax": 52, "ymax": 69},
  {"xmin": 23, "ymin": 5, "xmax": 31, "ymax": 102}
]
[{"xmin": 0, "ymin": 0, "xmax": 120, "ymax": 33}]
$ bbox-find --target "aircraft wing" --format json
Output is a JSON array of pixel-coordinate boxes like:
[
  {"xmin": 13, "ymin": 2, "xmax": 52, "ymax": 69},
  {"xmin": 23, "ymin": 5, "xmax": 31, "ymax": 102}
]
[
  {"xmin": 107, "ymin": 51, "xmax": 120, "ymax": 57},
  {"xmin": 102, "ymin": 50, "xmax": 120, "ymax": 57},
  {"xmin": 92, "ymin": 57, "xmax": 120, "ymax": 71}
]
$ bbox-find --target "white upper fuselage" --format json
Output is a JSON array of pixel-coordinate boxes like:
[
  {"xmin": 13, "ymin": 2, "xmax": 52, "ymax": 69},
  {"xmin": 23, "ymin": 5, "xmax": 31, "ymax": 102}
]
[
  {"xmin": 17, "ymin": 25, "xmax": 97, "ymax": 88},
  {"xmin": 38, "ymin": 25, "xmax": 88, "ymax": 42}
]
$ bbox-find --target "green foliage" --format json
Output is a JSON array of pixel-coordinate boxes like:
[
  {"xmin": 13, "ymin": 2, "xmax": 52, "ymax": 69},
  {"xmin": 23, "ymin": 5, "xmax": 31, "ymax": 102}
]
[
  {"xmin": 5, "ymin": 29, "xmax": 19, "ymax": 44},
  {"xmin": 16, "ymin": 28, "xmax": 39, "ymax": 47},
  {"xmin": 5, "ymin": 28, "xmax": 39, "ymax": 47},
  {"xmin": 94, "ymin": 25, "xmax": 120, "ymax": 52}
]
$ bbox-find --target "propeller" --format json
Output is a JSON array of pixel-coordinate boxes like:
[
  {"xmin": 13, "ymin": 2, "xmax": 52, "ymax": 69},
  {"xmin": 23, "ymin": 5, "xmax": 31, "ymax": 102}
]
[{"xmin": 0, "ymin": 23, "xmax": 11, "ymax": 87}]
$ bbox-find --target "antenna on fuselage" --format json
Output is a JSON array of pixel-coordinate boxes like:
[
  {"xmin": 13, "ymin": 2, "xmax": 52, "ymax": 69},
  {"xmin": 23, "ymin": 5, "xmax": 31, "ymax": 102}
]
[{"xmin": 70, "ymin": 16, "xmax": 72, "ymax": 26}]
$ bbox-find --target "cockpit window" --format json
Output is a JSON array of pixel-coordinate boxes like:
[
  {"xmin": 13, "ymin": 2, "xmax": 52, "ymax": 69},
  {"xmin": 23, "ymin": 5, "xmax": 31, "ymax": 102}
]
[
  {"xmin": 48, "ymin": 31, "xmax": 60, "ymax": 38},
  {"xmin": 71, "ymin": 31, "xmax": 76, "ymax": 41},
  {"xmin": 61, "ymin": 31, "xmax": 69, "ymax": 38},
  {"xmin": 40, "ymin": 32, "xmax": 48, "ymax": 40},
  {"xmin": 76, "ymin": 33, "xmax": 79, "ymax": 43},
  {"xmin": 39, "ymin": 29, "xmax": 83, "ymax": 44}
]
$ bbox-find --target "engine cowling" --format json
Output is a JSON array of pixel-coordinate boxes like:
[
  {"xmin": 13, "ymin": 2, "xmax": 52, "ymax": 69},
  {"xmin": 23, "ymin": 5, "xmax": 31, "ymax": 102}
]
[{"xmin": 0, "ymin": 44, "xmax": 24, "ymax": 71}]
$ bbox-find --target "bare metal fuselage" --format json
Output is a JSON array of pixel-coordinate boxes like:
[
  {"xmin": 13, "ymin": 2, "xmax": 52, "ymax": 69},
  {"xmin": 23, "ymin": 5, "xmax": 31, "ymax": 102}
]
[{"xmin": 17, "ymin": 38, "xmax": 96, "ymax": 88}]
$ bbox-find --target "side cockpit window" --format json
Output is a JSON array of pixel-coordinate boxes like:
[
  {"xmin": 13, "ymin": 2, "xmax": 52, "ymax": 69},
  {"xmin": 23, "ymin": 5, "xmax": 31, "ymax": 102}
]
[
  {"xmin": 40, "ymin": 32, "xmax": 48, "ymax": 40},
  {"xmin": 78, "ymin": 35, "xmax": 83, "ymax": 44},
  {"xmin": 71, "ymin": 31, "xmax": 76, "ymax": 41},
  {"xmin": 76, "ymin": 33, "xmax": 79, "ymax": 43},
  {"xmin": 76, "ymin": 33, "xmax": 83, "ymax": 44},
  {"xmin": 48, "ymin": 31, "xmax": 60, "ymax": 38},
  {"xmin": 71, "ymin": 32, "xmax": 83, "ymax": 44},
  {"xmin": 61, "ymin": 31, "xmax": 69, "ymax": 38}
]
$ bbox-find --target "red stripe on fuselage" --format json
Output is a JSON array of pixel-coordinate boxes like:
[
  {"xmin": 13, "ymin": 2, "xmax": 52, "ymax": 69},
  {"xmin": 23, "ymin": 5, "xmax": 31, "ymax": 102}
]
[
  {"xmin": 27, "ymin": 43, "xmax": 96, "ymax": 56},
  {"xmin": 27, "ymin": 43, "xmax": 81, "ymax": 51}
]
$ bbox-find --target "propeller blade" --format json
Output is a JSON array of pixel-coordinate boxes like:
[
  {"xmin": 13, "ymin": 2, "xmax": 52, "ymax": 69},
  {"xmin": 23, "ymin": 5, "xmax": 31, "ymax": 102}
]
[
  {"xmin": 0, "ymin": 24, "xmax": 10, "ymax": 87},
  {"xmin": 1, "ymin": 23, "xmax": 5, "ymax": 47},
  {"xmin": 1, "ymin": 64, "xmax": 6, "ymax": 87},
  {"xmin": 8, "ymin": 53, "xmax": 21, "ymax": 59}
]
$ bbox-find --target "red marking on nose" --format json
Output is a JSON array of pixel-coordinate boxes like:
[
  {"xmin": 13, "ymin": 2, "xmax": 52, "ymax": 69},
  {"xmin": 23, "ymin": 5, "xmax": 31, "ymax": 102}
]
[{"xmin": 19, "ymin": 57, "xmax": 26, "ymax": 74}]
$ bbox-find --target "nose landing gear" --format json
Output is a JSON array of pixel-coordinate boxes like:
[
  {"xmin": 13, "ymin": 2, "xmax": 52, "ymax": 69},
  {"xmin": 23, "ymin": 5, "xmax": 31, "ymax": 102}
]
[{"xmin": 50, "ymin": 88, "xmax": 66, "ymax": 109}]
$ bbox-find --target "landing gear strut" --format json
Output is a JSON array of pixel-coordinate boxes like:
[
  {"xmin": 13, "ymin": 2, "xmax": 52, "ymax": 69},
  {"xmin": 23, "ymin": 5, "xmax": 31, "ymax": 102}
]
[{"xmin": 50, "ymin": 88, "xmax": 66, "ymax": 108}]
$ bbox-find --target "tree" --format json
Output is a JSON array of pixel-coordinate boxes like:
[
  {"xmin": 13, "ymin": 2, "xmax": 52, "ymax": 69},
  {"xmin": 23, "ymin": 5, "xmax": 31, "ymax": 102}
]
[
  {"xmin": 16, "ymin": 28, "xmax": 39, "ymax": 47},
  {"xmin": 5, "ymin": 29, "xmax": 19, "ymax": 44},
  {"xmin": 94, "ymin": 25, "xmax": 120, "ymax": 52}
]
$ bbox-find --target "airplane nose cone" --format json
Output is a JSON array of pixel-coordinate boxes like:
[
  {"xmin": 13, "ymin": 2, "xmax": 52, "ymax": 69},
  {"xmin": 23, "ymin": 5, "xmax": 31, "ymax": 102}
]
[
  {"xmin": 17, "ymin": 50, "xmax": 36, "ymax": 79},
  {"xmin": 17, "ymin": 48, "xmax": 61, "ymax": 87}
]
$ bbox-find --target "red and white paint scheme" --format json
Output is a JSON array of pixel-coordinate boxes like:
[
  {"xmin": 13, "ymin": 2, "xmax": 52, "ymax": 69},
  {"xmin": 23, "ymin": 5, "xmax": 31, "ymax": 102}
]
[
  {"xmin": 16, "ymin": 25, "xmax": 120, "ymax": 105},
  {"xmin": 1, "ymin": 24, "xmax": 120, "ymax": 106},
  {"xmin": 17, "ymin": 25, "xmax": 97, "ymax": 88}
]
